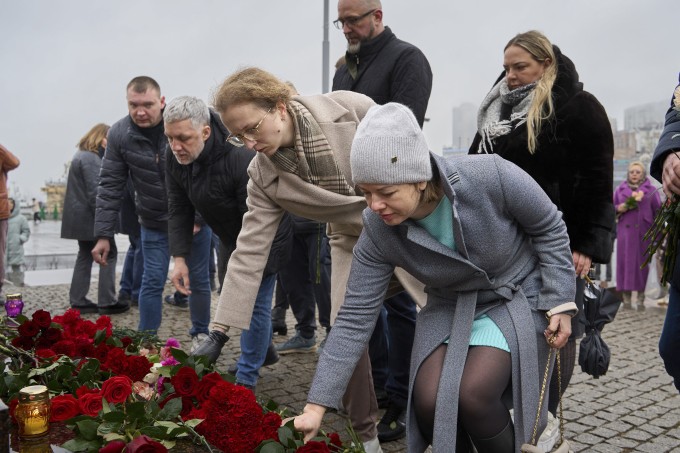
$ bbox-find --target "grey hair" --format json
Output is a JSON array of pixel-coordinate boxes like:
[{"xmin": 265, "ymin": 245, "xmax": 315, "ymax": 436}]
[{"xmin": 163, "ymin": 96, "xmax": 210, "ymax": 129}]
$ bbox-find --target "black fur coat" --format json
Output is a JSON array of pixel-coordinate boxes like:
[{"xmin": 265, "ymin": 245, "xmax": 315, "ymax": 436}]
[{"xmin": 470, "ymin": 46, "xmax": 615, "ymax": 263}]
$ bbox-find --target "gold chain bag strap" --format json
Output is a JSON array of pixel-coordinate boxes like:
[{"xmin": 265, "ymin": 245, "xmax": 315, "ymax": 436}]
[{"xmin": 520, "ymin": 347, "xmax": 573, "ymax": 453}]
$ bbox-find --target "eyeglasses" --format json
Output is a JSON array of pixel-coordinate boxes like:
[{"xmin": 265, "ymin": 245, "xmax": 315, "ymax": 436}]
[
  {"xmin": 333, "ymin": 9, "xmax": 376, "ymax": 29},
  {"xmin": 226, "ymin": 108, "xmax": 272, "ymax": 147}
]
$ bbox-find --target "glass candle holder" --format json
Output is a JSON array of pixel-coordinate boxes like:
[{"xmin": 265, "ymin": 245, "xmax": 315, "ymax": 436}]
[
  {"xmin": 4, "ymin": 293, "xmax": 24, "ymax": 318},
  {"xmin": 15, "ymin": 386, "xmax": 50, "ymax": 438}
]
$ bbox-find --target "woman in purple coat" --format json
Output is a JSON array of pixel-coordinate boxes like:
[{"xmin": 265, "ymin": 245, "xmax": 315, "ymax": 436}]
[{"xmin": 614, "ymin": 161, "xmax": 662, "ymax": 310}]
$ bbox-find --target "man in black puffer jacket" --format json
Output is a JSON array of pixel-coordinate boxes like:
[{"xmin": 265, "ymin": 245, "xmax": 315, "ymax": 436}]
[
  {"xmin": 93, "ymin": 77, "xmax": 213, "ymax": 341},
  {"xmin": 332, "ymin": 0, "xmax": 433, "ymax": 443},
  {"xmin": 164, "ymin": 96, "xmax": 293, "ymax": 390}
]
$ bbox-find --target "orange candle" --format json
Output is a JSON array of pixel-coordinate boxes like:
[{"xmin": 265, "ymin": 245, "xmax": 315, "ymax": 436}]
[{"xmin": 15, "ymin": 385, "xmax": 50, "ymax": 438}]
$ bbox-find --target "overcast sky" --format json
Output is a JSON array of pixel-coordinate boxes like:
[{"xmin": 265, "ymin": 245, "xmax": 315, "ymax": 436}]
[{"xmin": 0, "ymin": 0, "xmax": 676, "ymax": 200}]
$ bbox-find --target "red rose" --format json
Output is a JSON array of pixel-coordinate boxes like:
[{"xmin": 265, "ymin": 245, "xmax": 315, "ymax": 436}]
[
  {"xmin": 101, "ymin": 376, "xmax": 132, "ymax": 404},
  {"xmin": 328, "ymin": 432, "xmax": 342, "ymax": 448},
  {"xmin": 52, "ymin": 340, "xmax": 76, "ymax": 357},
  {"xmin": 99, "ymin": 440, "xmax": 126, "ymax": 453},
  {"xmin": 11, "ymin": 336, "xmax": 34, "ymax": 350},
  {"xmin": 78, "ymin": 391, "xmax": 103, "ymax": 417},
  {"xmin": 75, "ymin": 385, "xmax": 99, "ymax": 398},
  {"xmin": 32, "ymin": 310, "xmax": 52, "ymax": 329},
  {"xmin": 75, "ymin": 340, "xmax": 95, "ymax": 358},
  {"xmin": 120, "ymin": 336, "xmax": 133, "ymax": 348},
  {"xmin": 35, "ymin": 348, "xmax": 57, "ymax": 360},
  {"xmin": 296, "ymin": 441, "xmax": 331, "ymax": 453},
  {"xmin": 194, "ymin": 372, "xmax": 222, "ymax": 402},
  {"xmin": 103, "ymin": 348, "xmax": 127, "ymax": 374},
  {"xmin": 126, "ymin": 434, "xmax": 168, "ymax": 453},
  {"xmin": 18, "ymin": 320, "xmax": 40, "ymax": 338},
  {"xmin": 125, "ymin": 355, "xmax": 151, "ymax": 382},
  {"xmin": 42, "ymin": 327, "xmax": 62, "ymax": 342},
  {"xmin": 261, "ymin": 411, "xmax": 282, "ymax": 442},
  {"xmin": 50, "ymin": 394, "xmax": 80, "ymax": 422},
  {"xmin": 170, "ymin": 367, "xmax": 199, "ymax": 397},
  {"xmin": 92, "ymin": 343, "xmax": 110, "ymax": 363}
]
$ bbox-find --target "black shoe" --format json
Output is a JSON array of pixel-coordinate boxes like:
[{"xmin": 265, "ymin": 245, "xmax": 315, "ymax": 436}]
[
  {"xmin": 98, "ymin": 301, "xmax": 131, "ymax": 315},
  {"xmin": 272, "ymin": 321, "xmax": 288, "ymax": 336},
  {"xmin": 228, "ymin": 342, "xmax": 280, "ymax": 375},
  {"xmin": 117, "ymin": 292, "xmax": 132, "ymax": 305},
  {"xmin": 164, "ymin": 294, "xmax": 188, "ymax": 309},
  {"xmin": 377, "ymin": 404, "xmax": 406, "ymax": 442},
  {"xmin": 131, "ymin": 298, "xmax": 139, "ymax": 307},
  {"xmin": 71, "ymin": 302, "xmax": 99, "ymax": 314},
  {"xmin": 190, "ymin": 330, "xmax": 229, "ymax": 364},
  {"xmin": 374, "ymin": 388, "xmax": 389, "ymax": 409}
]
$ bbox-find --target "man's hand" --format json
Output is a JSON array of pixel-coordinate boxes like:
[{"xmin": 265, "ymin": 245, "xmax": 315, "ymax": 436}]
[
  {"xmin": 572, "ymin": 251, "xmax": 592, "ymax": 279},
  {"xmin": 544, "ymin": 313, "xmax": 572, "ymax": 349},
  {"xmin": 171, "ymin": 257, "xmax": 191, "ymax": 296},
  {"xmin": 290, "ymin": 404, "xmax": 326, "ymax": 442},
  {"xmin": 91, "ymin": 238, "xmax": 111, "ymax": 265},
  {"xmin": 662, "ymin": 151, "xmax": 680, "ymax": 198}
]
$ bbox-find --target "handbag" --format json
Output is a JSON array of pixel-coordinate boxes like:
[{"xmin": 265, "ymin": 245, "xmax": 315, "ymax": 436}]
[{"xmin": 520, "ymin": 347, "xmax": 573, "ymax": 453}]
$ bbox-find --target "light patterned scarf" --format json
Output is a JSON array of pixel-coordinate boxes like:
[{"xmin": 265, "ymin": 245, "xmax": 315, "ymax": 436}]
[
  {"xmin": 269, "ymin": 100, "xmax": 354, "ymax": 196},
  {"xmin": 475, "ymin": 79, "xmax": 536, "ymax": 154}
]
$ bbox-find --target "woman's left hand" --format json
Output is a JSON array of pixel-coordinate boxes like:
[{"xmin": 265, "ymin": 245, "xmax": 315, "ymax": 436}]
[
  {"xmin": 544, "ymin": 313, "xmax": 572, "ymax": 349},
  {"xmin": 572, "ymin": 250, "xmax": 592, "ymax": 279}
]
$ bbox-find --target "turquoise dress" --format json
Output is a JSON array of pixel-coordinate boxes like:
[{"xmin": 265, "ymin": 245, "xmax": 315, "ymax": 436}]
[{"xmin": 415, "ymin": 196, "xmax": 510, "ymax": 352}]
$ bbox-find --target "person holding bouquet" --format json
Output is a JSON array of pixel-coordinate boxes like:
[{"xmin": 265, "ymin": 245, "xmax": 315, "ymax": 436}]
[
  {"xmin": 614, "ymin": 161, "xmax": 661, "ymax": 310},
  {"xmin": 650, "ymin": 78, "xmax": 680, "ymax": 393}
]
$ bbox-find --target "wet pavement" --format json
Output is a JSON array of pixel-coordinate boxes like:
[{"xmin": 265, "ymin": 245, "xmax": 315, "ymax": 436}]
[{"xmin": 7, "ymin": 221, "xmax": 680, "ymax": 452}]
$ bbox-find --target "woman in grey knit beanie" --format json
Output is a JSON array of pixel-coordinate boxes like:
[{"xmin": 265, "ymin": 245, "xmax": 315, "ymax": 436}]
[{"xmin": 296, "ymin": 102, "xmax": 577, "ymax": 453}]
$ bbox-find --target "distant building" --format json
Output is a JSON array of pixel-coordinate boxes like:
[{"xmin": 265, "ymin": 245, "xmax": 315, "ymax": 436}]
[
  {"xmin": 451, "ymin": 103, "xmax": 478, "ymax": 151},
  {"xmin": 624, "ymin": 100, "xmax": 667, "ymax": 130},
  {"xmin": 41, "ymin": 162, "xmax": 69, "ymax": 220}
]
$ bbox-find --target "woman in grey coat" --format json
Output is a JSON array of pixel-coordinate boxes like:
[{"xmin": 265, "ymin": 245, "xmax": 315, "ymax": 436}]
[
  {"xmin": 61, "ymin": 123, "xmax": 118, "ymax": 313},
  {"xmin": 294, "ymin": 103, "xmax": 577, "ymax": 452}
]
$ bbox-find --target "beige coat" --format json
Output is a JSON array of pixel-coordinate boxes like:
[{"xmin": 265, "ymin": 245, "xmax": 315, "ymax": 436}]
[{"xmin": 213, "ymin": 91, "xmax": 425, "ymax": 330}]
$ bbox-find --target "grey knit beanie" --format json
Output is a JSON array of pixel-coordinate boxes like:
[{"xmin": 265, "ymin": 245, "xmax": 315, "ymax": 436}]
[{"xmin": 351, "ymin": 103, "xmax": 432, "ymax": 185}]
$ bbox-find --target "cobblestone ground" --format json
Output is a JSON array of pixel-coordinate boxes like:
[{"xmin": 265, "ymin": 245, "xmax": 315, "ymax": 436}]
[{"xmin": 9, "ymin": 279, "xmax": 680, "ymax": 452}]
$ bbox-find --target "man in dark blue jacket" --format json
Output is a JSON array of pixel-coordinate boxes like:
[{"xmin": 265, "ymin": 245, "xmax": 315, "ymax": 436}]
[
  {"xmin": 651, "ymin": 75, "xmax": 680, "ymax": 393},
  {"xmin": 332, "ymin": 0, "xmax": 433, "ymax": 443},
  {"xmin": 92, "ymin": 77, "xmax": 212, "ymax": 342},
  {"xmin": 164, "ymin": 96, "xmax": 293, "ymax": 390}
]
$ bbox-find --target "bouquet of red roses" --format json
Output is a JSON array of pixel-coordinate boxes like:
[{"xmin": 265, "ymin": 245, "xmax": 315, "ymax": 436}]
[{"xmin": 1, "ymin": 309, "xmax": 360, "ymax": 453}]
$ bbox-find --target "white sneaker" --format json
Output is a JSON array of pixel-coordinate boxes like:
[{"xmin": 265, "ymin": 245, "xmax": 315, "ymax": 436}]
[
  {"xmin": 362, "ymin": 437, "xmax": 383, "ymax": 453},
  {"xmin": 537, "ymin": 412, "xmax": 559, "ymax": 452},
  {"xmin": 191, "ymin": 333, "xmax": 209, "ymax": 354}
]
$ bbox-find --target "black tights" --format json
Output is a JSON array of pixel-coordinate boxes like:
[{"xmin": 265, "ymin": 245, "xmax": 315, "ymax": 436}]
[
  {"xmin": 548, "ymin": 337, "xmax": 576, "ymax": 414},
  {"xmin": 412, "ymin": 344, "xmax": 512, "ymax": 447}
]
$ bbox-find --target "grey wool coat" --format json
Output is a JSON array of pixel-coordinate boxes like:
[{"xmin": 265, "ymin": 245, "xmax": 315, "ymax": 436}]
[
  {"xmin": 61, "ymin": 150, "xmax": 102, "ymax": 241},
  {"xmin": 307, "ymin": 153, "xmax": 576, "ymax": 452}
]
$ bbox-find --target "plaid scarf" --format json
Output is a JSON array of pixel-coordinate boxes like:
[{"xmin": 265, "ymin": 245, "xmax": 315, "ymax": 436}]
[{"xmin": 270, "ymin": 101, "xmax": 353, "ymax": 196}]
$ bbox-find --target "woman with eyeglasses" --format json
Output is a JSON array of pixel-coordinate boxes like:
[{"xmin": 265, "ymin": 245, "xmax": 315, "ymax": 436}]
[
  {"xmin": 191, "ymin": 67, "xmax": 424, "ymax": 453},
  {"xmin": 614, "ymin": 161, "xmax": 662, "ymax": 310},
  {"xmin": 469, "ymin": 30, "xmax": 615, "ymax": 428}
]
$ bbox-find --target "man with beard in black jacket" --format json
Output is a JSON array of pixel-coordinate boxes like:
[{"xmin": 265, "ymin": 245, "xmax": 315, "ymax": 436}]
[
  {"xmin": 332, "ymin": 0, "xmax": 432, "ymax": 443},
  {"xmin": 164, "ymin": 96, "xmax": 293, "ymax": 390}
]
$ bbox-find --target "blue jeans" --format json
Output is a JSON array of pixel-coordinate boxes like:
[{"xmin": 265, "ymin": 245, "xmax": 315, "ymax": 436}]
[
  {"xmin": 236, "ymin": 273, "xmax": 276, "ymax": 387},
  {"xmin": 139, "ymin": 226, "xmax": 171, "ymax": 333},
  {"xmin": 120, "ymin": 232, "xmax": 143, "ymax": 300},
  {"xmin": 187, "ymin": 225, "xmax": 212, "ymax": 337},
  {"xmin": 660, "ymin": 283, "xmax": 680, "ymax": 392},
  {"xmin": 369, "ymin": 291, "xmax": 417, "ymax": 408}
]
